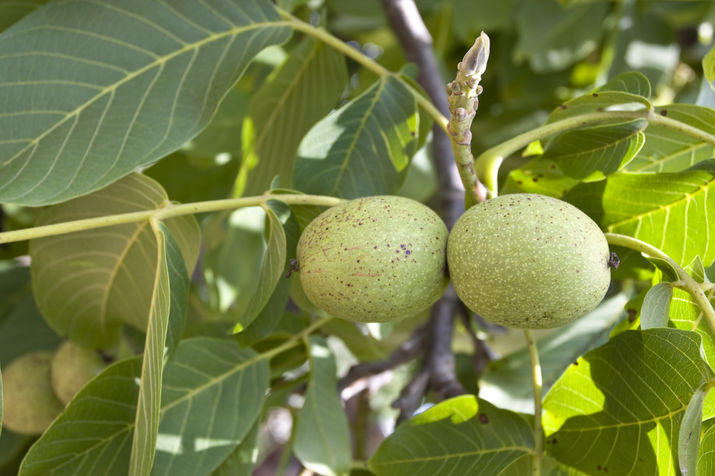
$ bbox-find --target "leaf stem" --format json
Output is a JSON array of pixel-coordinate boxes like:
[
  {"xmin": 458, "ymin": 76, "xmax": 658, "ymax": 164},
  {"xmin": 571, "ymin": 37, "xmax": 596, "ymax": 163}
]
[
  {"xmin": 262, "ymin": 316, "xmax": 334, "ymax": 362},
  {"xmin": 524, "ymin": 329, "xmax": 543, "ymax": 475},
  {"xmin": 0, "ymin": 194, "xmax": 343, "ymax": 244},
  {"xmin": 605, "ymin": 233, "xmax": 715, "ymax": 335},
  {"xmin": 275, "ymin": 7, "xmax": 449, "ymax": 134},
  {"xmin": 475, "ymin": 109, "xmax": 715, "ymax": 196}
]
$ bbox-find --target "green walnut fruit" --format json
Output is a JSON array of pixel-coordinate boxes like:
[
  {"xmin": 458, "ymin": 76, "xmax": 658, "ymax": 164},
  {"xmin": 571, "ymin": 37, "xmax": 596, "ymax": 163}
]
[
  {"xmin": 297, "ymin": 196, "xmax": 449, "ymax": 322},
  {"xmin": 2, "ymin": 351, "xmax": 65, "ymax": 435},
  {"xmin": 51, "ymin": 341, "xmax": 107, "ymax": 405},
  {"xmin": 447, "ymin": 193, "xmax": 611, "ymax": 329}
]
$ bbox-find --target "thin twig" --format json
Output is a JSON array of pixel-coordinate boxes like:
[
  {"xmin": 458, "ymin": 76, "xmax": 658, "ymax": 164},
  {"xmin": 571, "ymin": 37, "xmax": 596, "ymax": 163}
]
[{"xmin": 379, "ymin": 0, "xmax": 468, "ymax": 421}]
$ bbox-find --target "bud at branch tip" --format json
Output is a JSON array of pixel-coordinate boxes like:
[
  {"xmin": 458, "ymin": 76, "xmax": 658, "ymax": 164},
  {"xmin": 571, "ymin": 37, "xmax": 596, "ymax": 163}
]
[{"xmin": 462, "ymin": 31, "xmax": 490, "ymax": 77}]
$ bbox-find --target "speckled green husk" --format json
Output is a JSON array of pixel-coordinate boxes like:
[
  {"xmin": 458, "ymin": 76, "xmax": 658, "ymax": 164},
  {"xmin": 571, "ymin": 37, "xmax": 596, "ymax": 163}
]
[
  {"xmin": 297, "ymin": 196, "xmax": 449, "ymax": 322},
  {"xmin": 448, "ymin": 193, "xmax": 611, "ymax": 329}
]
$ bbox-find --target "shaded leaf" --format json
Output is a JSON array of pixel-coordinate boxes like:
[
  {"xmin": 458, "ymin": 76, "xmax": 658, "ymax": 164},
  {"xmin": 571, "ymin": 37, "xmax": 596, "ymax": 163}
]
[
  {"xmin": 543, "ymin": 329, "xmax": 713, "ymax": 475},
  {"xmin": 544, "ymin": 119, "xmax": 646, "ymax": 181},
  {"xmin": 210, "ymin": 420, "xmax": 259, "ymax": 476},
  {"xmin": 0, "ymin": 263, "xmax": 61, "ymax": 363},
  {"xmin": 679, "ymin": 382, "xmax": 711, "ymax": 476},
  {"xmin": 640, "ymin": 282, "xmax": 673, "ymax": 330},
  {"xmin": 0, "ymin": 0, "xmax": 291, "ymax": 205},
  {"xmin": 480, "ymin": 292, "xmax": 631, "ymax": 414},
  {"xmin": 233, "ymin": 204, "xmax": 286, "ymax": 332},
  {"xmin": 0, "ymin": 0, "xmax": 44, "ymax": 32},
  {"xmin": 19, "ymin": 338, "xmax": 269, "ymax": 476},
  {"xmin": 515, "ymin": 0, "xmax": 608, "ymax": 72},
  {"xmin": 145, "ymin": 153, "xmax": 239, "ymax": 203},
  {"xmin": 565, "ymin": 160, "xmax": 715, "ymax": 268},
  {"xmin": 294, "ymin": 336, "xmax": 352, "ymax": 476},
  {"xmin": 238, "ymin": 37, "xmax": 348, "ymax": 195},
  {"xmin": 369, "ymin": 396, "xmax": 534, "ymax": 475},
  {"xmin": 29, "ymin": 173, "xmax": 200, "ymax": 347},
  {"xmin": 293, "ymin": 75, "xmax": 419, "ymax": 199}
]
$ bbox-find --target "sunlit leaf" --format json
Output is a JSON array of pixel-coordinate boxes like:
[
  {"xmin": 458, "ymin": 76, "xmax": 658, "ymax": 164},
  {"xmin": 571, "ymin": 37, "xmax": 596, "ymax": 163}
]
[
  {"xmin": 370, "ymin": 396, "xmax": 534, "ymax": 475},
  {"xmin": 502, "ymin": 158, "xmax": 580, "ymax": 198},
  {"xmin": 29, "ymin": 173, "xmax": 200, "ymax": 347},
  {"xmin": 565, "ymin": 160, "xmax": 715, "ymax": 268},
  {"xmin": 0, "ymin": 0, "xmax": 291, "ymax": 205},
  {"xmin": 293, "ymin": 75, "xmax": 419, "ymax": 198},
  {"xmin": 626, "ymin": 105, "xmax": 715, "ymax": 173},
  {"xmin": 238, "ymin": 37, "xmax": 348, "ymax": 196},
  {"xmin": 19, "ymin": 338, "xmax": 268, "ymax": 476},
  {"xmin": 704, "ymin": 43, "xmax": 715, "ymax": 91},
  {"xmin": 544, "ymin": 119, "xmax": 646, "ymax": 181},
  {"xmin": 543, "ymin": 328, "xmax": 713, "ymax": 474},
  {"xmin": 294, "ymin": 336, "xmax": 351, "ymax": 476},
  {"xmin": 699, "ymin": 420, "xmax": 715, "ymax": 475},
  {"xmin": 548, "ymin": 72, "xmax": 652, "ymax": 123},
  {"xmin": 640, "ymin": 282, "xmax": 673, "ymax": 330},
  {"xmin": 679, "ymin": 382, "xmax": 711, "ymax": 476}
]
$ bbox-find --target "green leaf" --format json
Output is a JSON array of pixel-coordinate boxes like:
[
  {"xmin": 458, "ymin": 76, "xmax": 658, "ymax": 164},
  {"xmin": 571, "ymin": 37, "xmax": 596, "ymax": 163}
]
[
  {"xmin": 679, "ymin": 382, "xmax": 712, "ymax": 476},
  {"xmin": 544, "ymin": 119, "xmax": 646, "ymax": 181},
  {"xmin": 152, "ymin": 338, "xmax": 269, "ymax": 476},
  {"xmin": 19, "ymin": 338, "xmax": 269, "ymax": 476},
  {"xmin": 640, "ymin": 282, "xmax": 673, "ymax": 330},
  {"xmin": 543, "ymin": 328, "xmax": 714, "ymax": 474},
  {"xmin": 210, "ymin": 420, "xmax": 259, "ymax": 476},
  {"xmin": 294, "ymin": 336, "xmax": 352, "ymax": 476},
  {"xmin": 238, "ymin": 37, "xmax": 348, "ymax": 196},
  {"xmin": 548, "ymin": 72, "xmax": 652, "ymax": 123},
  {"xmin": 233, "ymin": 204, "xmax": 286, "ymax": 332},
  {"xmin": 451, "ymin": 0, "xmax": 513, "ymax": 41},
  {"xmin": 0, "ymin": 0, "xmax": 291, "ymax": 206},
  {"xmin": 164, "ymin": 224, "xmax": 190, "ymax": 359},
  {"xmin": 369, "ymin": 396, "xmax": 534, "ymax": 475},
  {"xmin": 480, "ymin": 292, "xmax": 631, "ymax": 414},
  {"xmin": 293, "ymin": 75, "xmax": 419, "ymax": 199},
  {"xmin": 565, "ymin": 160, "xmax": 715, "ymax": 267},
  {"xmin": 669, "ymin": 286, "xmax": 715, "ymax": 372},
  {"xmin": 699, "ymin": 420, "xmax": 715, "ymax": 475},
  {"xmin": 0, "ymin": 0, "xmax": 44, "ymax": 32},
  {"xmin": 514, "ymin": 0, "xmax": 608, "ymax": 72},
  {"xmin": 704, "ymin": 43, "xmax": 715, "ymax": 91},
  {"xmin": 29, "ymin": 173, "xmax": 200, "ymax": 347},
  {"xmin": 128, "ymin": 222, "xmax": 175, "ymax": 476},
  {"xmin": 0, "ymin": 263, "xmax": 61, "ymax": 363},
  {"xmin": 626, "ymin": 105, "xmax": 715, "ymax": 173}
]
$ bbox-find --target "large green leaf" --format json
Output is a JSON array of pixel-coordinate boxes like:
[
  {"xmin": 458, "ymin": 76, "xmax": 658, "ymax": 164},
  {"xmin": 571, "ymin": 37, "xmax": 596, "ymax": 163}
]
[
  {"xmin": 29, "ymin": 173, "xmax": 200, "ymax": 347},
  {"xmin": 699, "ymin": 421, "xmax": 715, "ymax": 475},
  {"xmin": 565, "ymin": 161, "xmax": 715, "ymax": 267},
  {"xmin": 480, "ymin": 292, "xmax": 630, "ymax": 414},
  {"xmin": 369, "ymin": 396, "xmax": 534, "ymax": 475},
  {"xmin": 544, "ymin": 119, "xmax": 646, "ymax": 181},
  {"xmin": 19, "ymin": 338, "xmax": 269, "ymax": 476},
  {"xmin": 502, "ymin": 158, "xmax": 580, "ymax": 198},
  {"xmin": 0, "ymin": 0, "xmax": 291, "ymax": 206},
  {"xmin": 294, "ymin": 336, "xmax": 352, "ymax": 476},
  {"xmin": 152, "ymin": 338, "xmax": 269, "ymax": 476},
  {"xmin": 514, "ymin": 0, "xmax": 608, "ymax": 72},
  {"xmin": 543, "ymin": 329, "xmax": 714, "ymax": 474},
  {"xmin": 238, "ymin": 37, "xmax": 348, "ymax": 196},
  {"xmin": 626, "ymin": 105, "xmax": 715, "ymax": 173},
  {"xmin": 210, "ymin": 420, "xmax": 259, "ymax": 476},
  {"xmin": 293, "ymin": 75, "xmax": 419, "ymax": 199}
]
